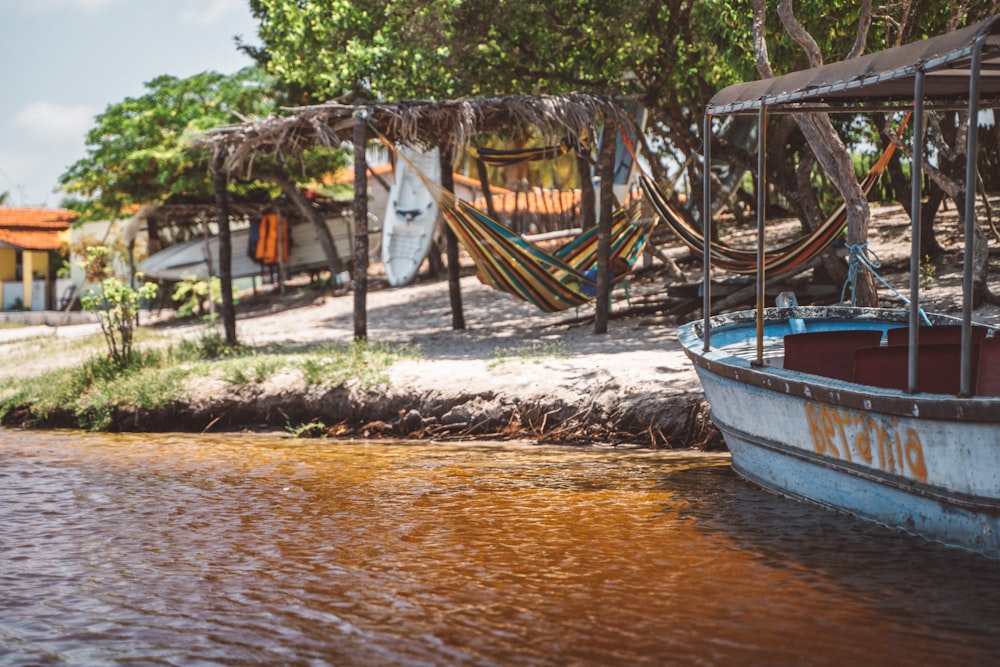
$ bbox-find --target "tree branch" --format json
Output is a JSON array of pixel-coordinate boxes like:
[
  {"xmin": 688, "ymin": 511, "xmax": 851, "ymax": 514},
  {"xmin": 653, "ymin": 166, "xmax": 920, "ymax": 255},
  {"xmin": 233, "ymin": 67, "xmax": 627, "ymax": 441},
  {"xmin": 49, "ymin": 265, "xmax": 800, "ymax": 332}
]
[
  {"xmin": 752, "ymin": 0, "xmax": 775, "ymax": 78},
  {"xmin": 847, "ymin": 0, "xmax": 874, "ymax": 58},
  {"xmin": 777, "ymin": 0, "xmax": 824, "ymax": 66}
]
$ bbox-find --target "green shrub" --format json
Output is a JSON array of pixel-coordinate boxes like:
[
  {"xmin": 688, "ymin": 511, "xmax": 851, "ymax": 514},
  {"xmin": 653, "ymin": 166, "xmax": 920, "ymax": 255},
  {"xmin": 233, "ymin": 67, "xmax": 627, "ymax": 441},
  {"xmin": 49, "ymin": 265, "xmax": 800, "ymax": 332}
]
[{"xmin": 79, "ymin": 247, "xmax": 158, "ymax": 370}]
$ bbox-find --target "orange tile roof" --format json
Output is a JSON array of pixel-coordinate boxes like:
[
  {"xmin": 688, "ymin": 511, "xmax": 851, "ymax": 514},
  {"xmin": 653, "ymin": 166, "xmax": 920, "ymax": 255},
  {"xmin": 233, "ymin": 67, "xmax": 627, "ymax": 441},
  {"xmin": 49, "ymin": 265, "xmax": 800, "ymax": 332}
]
[
  {"xmin": 324, "ymin": 163, "xmax": 394, "ymax": 185},
  {"xmin": 472, "ymin": 189, "xmax": 582, "ymax": 216},
  {"xmin": 0, "ymin": 207, "xmax": 76, "ymax": 251},
  {"xmin": 0, "ymin": 229, "xmax": 67, "ymax": 251}
]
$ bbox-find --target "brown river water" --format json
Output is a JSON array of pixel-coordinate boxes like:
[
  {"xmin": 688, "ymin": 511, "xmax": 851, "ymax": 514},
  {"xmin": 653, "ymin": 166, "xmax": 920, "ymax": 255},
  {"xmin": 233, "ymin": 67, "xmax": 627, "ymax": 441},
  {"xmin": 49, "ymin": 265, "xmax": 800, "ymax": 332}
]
[{"xmin": 2, "ymin": 429, "xmax": 1000, "ymax": 666}]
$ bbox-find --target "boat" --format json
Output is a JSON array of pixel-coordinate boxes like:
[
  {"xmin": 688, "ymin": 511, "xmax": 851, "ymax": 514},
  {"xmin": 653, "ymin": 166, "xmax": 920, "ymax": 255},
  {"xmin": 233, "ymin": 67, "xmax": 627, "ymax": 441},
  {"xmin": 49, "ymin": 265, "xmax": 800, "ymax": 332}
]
[
  {"xmin": 381, "ymin": 144, "xmax": 441, "ymax": 286},
  {"xmin": 138, "ymin": 210, "xmax": 381, "ymax": 283},
  {"xmin": 676, "ymin": 15, "xmax": 1000, "ymax": 557}
]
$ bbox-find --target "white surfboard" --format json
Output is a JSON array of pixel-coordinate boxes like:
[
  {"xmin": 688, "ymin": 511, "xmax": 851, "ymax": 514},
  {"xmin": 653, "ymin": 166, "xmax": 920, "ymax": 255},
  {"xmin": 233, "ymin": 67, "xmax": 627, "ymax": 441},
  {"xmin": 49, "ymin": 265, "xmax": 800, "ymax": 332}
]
[{"xmin": 382, "ymin": 145, "xmax": 441, "ymax": 287}]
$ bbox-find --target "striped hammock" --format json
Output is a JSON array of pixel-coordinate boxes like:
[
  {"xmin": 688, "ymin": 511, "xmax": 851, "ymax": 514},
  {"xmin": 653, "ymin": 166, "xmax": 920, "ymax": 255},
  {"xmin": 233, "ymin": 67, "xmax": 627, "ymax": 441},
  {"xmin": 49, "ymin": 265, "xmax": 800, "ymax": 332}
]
[
  {"xmin": 382, "ymin": 132, "xmax": 654, "ymax": 311},
  {"xmin": 641, "ymin": 122, "xmax": 904, "ymax": 277},
  {"xmin": 440, "ymin": 194, "xmax": 655, "ymax": 312}
]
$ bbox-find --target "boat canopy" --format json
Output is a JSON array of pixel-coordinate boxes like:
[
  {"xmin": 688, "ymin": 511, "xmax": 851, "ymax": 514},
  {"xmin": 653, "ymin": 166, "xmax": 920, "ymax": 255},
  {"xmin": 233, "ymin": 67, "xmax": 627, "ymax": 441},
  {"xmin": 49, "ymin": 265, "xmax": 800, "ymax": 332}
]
[
  {"xmin": 707, "ymin": 14, "xmax": 1000, "ymax": 115},
  {"xmin": 700, "ymin": 12, "xmax": 1000, "ymax": 395}
]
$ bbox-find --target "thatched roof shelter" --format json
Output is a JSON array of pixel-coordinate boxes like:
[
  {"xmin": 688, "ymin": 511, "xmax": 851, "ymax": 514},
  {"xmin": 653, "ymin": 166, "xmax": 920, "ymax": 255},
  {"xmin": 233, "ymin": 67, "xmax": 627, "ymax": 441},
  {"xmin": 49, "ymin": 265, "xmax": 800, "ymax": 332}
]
[
  {"xmin": 193, "ymin": 93, "xmax": 639, "ymax": 343},
  {"xmin": 195, "ymin": 93, "xmax": 637, "ymax": 174}
]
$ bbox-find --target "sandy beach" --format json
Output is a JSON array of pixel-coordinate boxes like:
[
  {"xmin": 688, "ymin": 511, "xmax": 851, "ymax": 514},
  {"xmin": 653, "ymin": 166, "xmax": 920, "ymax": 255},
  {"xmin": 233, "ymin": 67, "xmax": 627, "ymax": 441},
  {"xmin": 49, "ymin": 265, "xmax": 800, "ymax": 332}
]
[{"xmin": 143, "ymin": 265, "xmax": 714, "ymax": 446}]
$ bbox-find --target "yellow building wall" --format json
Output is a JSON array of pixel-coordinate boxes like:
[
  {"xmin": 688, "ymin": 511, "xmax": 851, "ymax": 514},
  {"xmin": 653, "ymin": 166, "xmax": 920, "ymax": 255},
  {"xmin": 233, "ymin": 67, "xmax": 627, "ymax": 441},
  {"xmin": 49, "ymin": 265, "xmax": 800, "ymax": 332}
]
[
  {"xmin": 0, "ymin": 248, "xmax": 15, "ymax": 281},
  {"xmin": 22, "ymin": 251, "xmax": 50, "ymax": 310},
  {"xmin": 0, "ymin": 248, "xmax": 14, "ymax": 307}
]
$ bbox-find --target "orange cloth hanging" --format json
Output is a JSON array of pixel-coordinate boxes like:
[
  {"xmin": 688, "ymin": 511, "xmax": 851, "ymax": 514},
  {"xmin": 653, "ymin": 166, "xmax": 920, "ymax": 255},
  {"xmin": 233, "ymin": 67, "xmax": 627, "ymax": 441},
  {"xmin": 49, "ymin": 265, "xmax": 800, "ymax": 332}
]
[{"xmin": 255, "ymin": 213, "xmax": 290, "ymax": 265}]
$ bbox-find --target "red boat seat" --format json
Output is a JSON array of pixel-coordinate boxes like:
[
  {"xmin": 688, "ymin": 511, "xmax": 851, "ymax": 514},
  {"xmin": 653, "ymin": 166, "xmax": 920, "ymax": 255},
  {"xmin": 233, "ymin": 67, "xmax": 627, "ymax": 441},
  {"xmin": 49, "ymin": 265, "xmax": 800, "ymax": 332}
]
[
  {"xmin": 975, "ymin": 337, "xmax": 1000, "ymax": 397},
  {"xmin": 783, "ymin": 329, "xmax": 884, "ymax": 382},
  {"xmin": 855, "ymin": 343, "xmax": 974, "ymax": 394},
  {"xmin": 886, "ymin": 324, "xmax": 989, "ymax": 346}
]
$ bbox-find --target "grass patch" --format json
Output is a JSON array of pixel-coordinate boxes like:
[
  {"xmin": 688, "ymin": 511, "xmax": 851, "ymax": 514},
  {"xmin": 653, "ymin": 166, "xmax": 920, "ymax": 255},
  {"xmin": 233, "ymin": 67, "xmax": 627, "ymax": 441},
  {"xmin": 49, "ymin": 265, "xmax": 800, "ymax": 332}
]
[
  {"xmin": 0, "ymin": 334, "xmax": 422, "ymax": 430},
  {"xmin": 298, "ymin": 340, "xmax": 421, "ymax": 388},
  {"xmin": 489, "ymin": 340, "xmax": 566, "ymax": 368}
]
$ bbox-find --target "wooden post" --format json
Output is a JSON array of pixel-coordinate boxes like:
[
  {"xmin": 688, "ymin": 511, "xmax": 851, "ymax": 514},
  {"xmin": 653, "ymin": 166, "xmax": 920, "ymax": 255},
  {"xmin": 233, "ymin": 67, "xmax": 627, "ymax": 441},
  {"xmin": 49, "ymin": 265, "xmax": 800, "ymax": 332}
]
[
  {"xmin": 475, "ymin": 158, "xmax": 499, "ymax": 221},
  {"xmin": 353, "ymin": 112, "xmax": 369, "ymax": 341},
  {"xmin": 577, "ymin": 151, "xmax": 596, "ymax": 229},
  {"xmin": 211, "ymin": 149, "xmax": 237, "ymax": 345},
  {"xmin": 594, "ymin": 117, "xmax": 616, "ymax": 335},
  {"xmin": 440, "ymin": 143, "xmax": 465, "ymax": 330}
]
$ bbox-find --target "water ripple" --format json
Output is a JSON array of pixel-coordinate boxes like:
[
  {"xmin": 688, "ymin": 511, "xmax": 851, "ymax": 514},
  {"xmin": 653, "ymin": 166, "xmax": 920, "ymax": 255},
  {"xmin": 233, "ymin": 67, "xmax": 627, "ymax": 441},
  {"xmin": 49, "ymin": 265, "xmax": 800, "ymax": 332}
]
[{"xmin": 1, "ymin": 431, "xmax": 999, "ymax": 666}]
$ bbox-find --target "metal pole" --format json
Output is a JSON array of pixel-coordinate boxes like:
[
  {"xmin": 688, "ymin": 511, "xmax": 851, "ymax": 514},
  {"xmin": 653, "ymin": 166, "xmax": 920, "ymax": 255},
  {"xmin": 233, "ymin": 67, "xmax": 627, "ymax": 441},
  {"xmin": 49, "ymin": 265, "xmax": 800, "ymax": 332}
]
[
  {"xmin": 755, "ymin": 105, "xmax": 767, "ymax": 367},
  {"xmin": 961, "ymin": 36, "xmax": 985, "ymax": 396},
  {"xmin": 702, "ymin": 113, "xmax": 713, "ymax": 352},
  {"xmin": 907, "ymin": 72, "xmax": 924, "ymax": 394}
]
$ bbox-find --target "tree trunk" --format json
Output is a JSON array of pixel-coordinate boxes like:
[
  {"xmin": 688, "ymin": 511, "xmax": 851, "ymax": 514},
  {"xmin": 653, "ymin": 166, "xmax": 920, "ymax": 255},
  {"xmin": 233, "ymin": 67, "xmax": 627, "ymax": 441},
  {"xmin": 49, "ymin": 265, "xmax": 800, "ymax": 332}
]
[
  {"xmin": 794, "ymin": 151, "xmax": 846, "ymax": 285},
  {"xmin": 594, "ymin": 117, "xmax": 617, "ymax": 335},
  {"xmin": 211, "ymin": 150, "xmax": 237, "ymax": 345},
  {"xmin": 352, "ymin": 115, "xmax": 368, "ymax": 341},
  {"xmin": 752, "ymin": 0, "xmax": 878, "ymax": 306},
  {"xmin": 919, "ymin": 188, "xmax": 946, "ymax": 258},
  {"xmin": 441, "ymin": 144, "xmax": 465, "ymax": 330},
  {"xmin": 970, "ymin": 210, "xmax": 991, "ymax": 308},
  {"xmin": 797, "ymin": 112, "xmax": 878, "ymax": 305},
  {"xmin": 264, "ymin": 172, "xmax": 344, "ymax": 281},
  {"xmin": 476, "ymin": 158, "xmax": 499, "ymax": 221}
]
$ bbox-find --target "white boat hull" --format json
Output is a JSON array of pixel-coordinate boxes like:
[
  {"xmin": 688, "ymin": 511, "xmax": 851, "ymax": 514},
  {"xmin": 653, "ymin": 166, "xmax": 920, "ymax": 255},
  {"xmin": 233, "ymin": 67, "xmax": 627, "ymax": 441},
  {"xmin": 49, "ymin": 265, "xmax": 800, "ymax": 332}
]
[
  {"xmin": 678, "ymin": 306, "xmax": 1000, "ymax": 557},
  {"xmin": 138, "ymin": 213, "xmax": 380, "ymax": 282},
  {"xmin": 382, "ymin": 145, "xmax": 441, "ymax": 287}
]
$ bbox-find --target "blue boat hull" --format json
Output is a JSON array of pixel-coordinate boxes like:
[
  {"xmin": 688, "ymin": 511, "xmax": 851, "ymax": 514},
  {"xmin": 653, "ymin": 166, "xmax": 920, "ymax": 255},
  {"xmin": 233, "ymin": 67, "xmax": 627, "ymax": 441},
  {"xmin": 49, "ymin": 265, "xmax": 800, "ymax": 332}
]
[{"xmin": 679, "ymin": 306, "xmax": 1000, "ymax": 558}]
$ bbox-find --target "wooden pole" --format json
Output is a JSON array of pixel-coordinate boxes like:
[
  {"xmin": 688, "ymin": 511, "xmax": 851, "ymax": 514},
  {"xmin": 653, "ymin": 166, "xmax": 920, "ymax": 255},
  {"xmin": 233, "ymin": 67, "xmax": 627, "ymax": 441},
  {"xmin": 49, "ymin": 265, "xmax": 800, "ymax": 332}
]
[
  {"xmin": 475, "ymin": 159, "xmax": 499, "ymax": 221},
  {"xmin": 594, "ymin": 117, "xmax": 616, "ymax": 335},
  {"xmin": 353, "ymin": 112, "xmax": 369, "ymax": 341},
  {"xmin": 211, "ymin": 149, "xmax": 237, "ymax": 345},
  {"xmin": 441, "ymin": 143, "xmax": 465, "ymax": 330},
  {"xmin": 577, "ymin": 152, "xmax": 596, "ymax": 229}
]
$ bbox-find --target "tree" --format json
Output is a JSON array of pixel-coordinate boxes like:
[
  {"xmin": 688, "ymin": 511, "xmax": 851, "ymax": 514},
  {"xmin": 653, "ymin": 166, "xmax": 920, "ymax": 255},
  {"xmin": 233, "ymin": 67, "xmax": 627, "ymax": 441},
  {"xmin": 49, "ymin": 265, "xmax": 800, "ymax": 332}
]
[
  {"xmin": 863, "ymin": 1, "xmax": 1000, "ymax": 307},
  {"xmin": 749, "ymin": 0, "xmax": 880, "ymax": 305},
  {"xmin": 60, "ymin": 67, "xmax": 277, "ymax": 219},
  {"xmin": 60, "ymin": 66, "xmax": 355, "ymax": 342},
  {"xmin": 245, "ymin": 0, "xmax": 647, "ymax": 102},
  {"xmin": 244, "ymin": 0, "xmax": 997, "ymax": 308}
]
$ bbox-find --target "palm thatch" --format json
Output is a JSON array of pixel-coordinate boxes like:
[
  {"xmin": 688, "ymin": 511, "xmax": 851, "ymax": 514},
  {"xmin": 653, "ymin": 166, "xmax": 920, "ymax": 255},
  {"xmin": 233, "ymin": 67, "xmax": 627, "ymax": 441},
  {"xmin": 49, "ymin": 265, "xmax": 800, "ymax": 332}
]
[{"xmin": 194, "ymin": 93, "xmax": 637, "ymax": 176}]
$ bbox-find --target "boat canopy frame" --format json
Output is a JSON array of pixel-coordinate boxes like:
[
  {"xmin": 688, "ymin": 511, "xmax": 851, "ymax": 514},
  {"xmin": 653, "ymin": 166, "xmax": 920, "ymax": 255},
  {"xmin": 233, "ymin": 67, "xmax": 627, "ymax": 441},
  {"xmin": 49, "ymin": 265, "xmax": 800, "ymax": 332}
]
[{"xmin": 700, "ymin": 14, "xmax": 1000, "ymax": 395}]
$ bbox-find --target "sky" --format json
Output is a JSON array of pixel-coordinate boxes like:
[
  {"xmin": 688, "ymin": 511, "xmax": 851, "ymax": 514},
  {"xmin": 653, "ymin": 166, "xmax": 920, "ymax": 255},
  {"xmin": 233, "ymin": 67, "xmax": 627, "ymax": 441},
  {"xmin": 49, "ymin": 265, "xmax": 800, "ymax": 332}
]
[{"xmin": 0, "ymin": 0, "xmax": 260, "ymax": 208}]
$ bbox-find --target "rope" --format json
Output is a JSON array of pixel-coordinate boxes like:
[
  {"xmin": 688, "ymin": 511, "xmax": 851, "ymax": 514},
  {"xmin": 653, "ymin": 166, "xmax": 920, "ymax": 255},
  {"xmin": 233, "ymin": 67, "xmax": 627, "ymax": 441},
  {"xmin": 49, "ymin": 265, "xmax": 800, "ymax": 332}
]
[{"xmin": 841, "ymin": 242, "xmax": 931, "ymax": 325}]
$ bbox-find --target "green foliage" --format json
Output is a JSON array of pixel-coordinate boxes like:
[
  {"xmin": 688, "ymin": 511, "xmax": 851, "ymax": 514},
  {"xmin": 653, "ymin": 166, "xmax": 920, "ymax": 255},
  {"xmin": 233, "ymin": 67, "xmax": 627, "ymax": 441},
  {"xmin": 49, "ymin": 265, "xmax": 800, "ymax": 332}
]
[
  {"xmin": 248, "ymin": 0, "xmax": 654, "ymax": 101},
  {"xmin": 287, "ymin": 420, "xmax": 328, "ymax": 438},
  {"xmin": 78, "ymin": 247, "xmax": 158, "ymax": 371},
  {"xmin": 59, "ymin": 67, "xmax": 277, "ymax": 219},
  {"xmin": 920, "ymin": 255, "xmax": 937, "ymax": 289},
  {"xmin": 0, "ymin": 348, "xmax": 171, "ymax": 430},
  {"xmin": 222, "ymin": 356, "xmax": 283, "ymax": 385},
  {"xmin": 184, "ymin": 331, "xmax": 244, "ymax": 360},
  {"xmin": 172, "ymin": 276, "xmax": 223, "ymax": 319}
]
